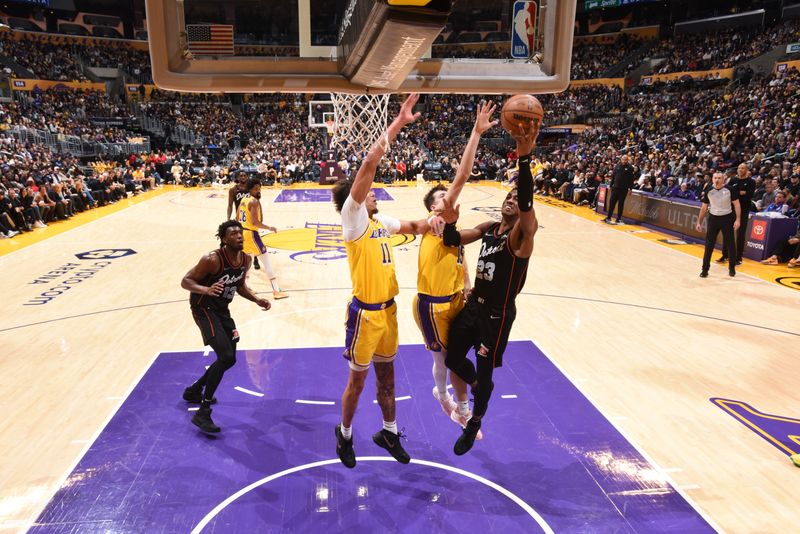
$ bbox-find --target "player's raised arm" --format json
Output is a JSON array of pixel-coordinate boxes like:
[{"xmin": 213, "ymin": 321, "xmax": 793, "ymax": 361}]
[
  {"xmin": 445, "ymin": 100, "xmax": 498, "ymax": 206},
  {"xmin": 508, "ymin": 127, "xmax": 540, "ymax": 258},
  {"xmin": 350, "ymin": 93, "xmax": 421, "ymax": 204}
]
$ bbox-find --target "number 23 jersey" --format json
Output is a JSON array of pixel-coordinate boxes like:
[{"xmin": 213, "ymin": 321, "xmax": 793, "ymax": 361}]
[{"xmin": 473, "ymin": 222, "xmax": 529, "ymax": 308}]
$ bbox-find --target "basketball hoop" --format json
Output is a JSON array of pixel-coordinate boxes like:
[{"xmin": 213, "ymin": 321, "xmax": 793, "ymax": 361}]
[{"xmin": 329, "ymin": 93, "xmax": 390, "ymax": 155}]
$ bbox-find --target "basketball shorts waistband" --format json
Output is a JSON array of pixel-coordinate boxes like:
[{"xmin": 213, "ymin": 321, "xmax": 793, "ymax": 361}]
[
  {"xmin": 351, "ymin": 297, "xmax": 395, "ymax": 311},
  {"xmin": 417, "ymin": 293, "xmax": 457, "ymax": 304}
]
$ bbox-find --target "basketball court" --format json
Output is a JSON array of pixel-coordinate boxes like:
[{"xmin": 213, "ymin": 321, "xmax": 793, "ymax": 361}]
[{"xmin": 2, "ymin": 0, "xmax": 800, "ymax": 532}]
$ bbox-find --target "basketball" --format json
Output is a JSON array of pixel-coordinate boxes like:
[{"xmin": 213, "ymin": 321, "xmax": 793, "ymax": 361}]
[{"xmin": 501, "ymin": 94, "xmax": 544, "ymax": 137}]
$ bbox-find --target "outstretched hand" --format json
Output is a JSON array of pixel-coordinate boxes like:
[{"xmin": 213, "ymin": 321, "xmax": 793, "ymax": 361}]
[
  {"xmin": 514, "ymin": 122, "xmax": 540, "ymax": 156},
  {"xmin": 397, "ymin": 93, "xmax": 421, "ymax": 127},
  {"xmin": 256, "ymin": 297, "xmax": 272, "ymax": 311},
  {"xmin": 474, "ymin": 100, "xmax": 499, "ymax": 135},
  {"xmin": 436, "ymin": 196, "xmax": 460, "ymax": 224}
]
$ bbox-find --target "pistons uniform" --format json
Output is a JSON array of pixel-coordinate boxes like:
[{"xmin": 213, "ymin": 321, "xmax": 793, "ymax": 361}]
[
  {"xmin": 449, "ymin": 222, "xmax": 528, "ymax": 368},
  {"xmin": 413, "ymin": 217, "xmax": 465, "ymax": 352},
  {"xmin": 190, "ymin": 248, "xmax": 248, "ymax": 349},
  {"xmin": 341, "ymin": 195, "xmax": 400, "ymax": 371},
  {"xmin": 233, "ymin": 185, "xmax": 249, "ymax": 213},
  {"xmin": 238, "ymin": 196, "xmax": 268, "ymax": 255}
]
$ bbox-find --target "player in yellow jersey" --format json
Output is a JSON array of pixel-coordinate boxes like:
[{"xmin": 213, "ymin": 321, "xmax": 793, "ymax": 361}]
[
  {"xmin": 238, "ymin": 178, "xmax": 288, "ymax": 299},
  {"xmin": 415, "ymin": 101, "xmax": 497, "ymax": 438},
  {"xmin": 331, "ymin": 93, "xmax": 441, "ymax": 469}
]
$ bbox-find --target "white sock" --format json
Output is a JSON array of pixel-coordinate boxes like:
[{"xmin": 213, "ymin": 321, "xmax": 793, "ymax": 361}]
[
  {"xmin": 256, "ymin": 252, "xmax": 279, "ymax": 288},
  {"xmin": 431, "ymin": 351, "xmax": 448, "ymax": 396},
  {"xmin": 458, "ymin": 401, "xmax": 470, "ymax": 416},
  {"xmin": 341, "ymin": 424, "xmax": 352, "ymax": 440},
  {"xmin": 383, "ymin": 420, "xmax": 398, "ymax": 434}
]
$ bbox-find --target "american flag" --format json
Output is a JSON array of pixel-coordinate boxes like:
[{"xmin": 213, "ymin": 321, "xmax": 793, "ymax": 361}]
[{"xmin": 186, "ymin": 24, "xmax": 234, "ymax": 56}]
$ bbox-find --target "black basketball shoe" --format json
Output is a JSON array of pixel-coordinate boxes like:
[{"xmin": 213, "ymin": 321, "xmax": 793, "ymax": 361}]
[
  {"xmin": 182, "ymin": 386, "xmax": 216, "ymax": 404},
  {"xmin": 192, "ymin": 406, "xmax": 221, "ymax": 433},
  {"xmin": 454, "ymin": 419, "xmax": 482, "ymax": 455},
  {"xmin": 372, "ymin": 429, "xmax": 410, "ymax": 464},
  {"xmin": 254, "ymin": 257, "xmax": 260, "ymax": 270},
  {"xmin": 335, "ymin": 424, "xmax": 356, "ymax": 468}
]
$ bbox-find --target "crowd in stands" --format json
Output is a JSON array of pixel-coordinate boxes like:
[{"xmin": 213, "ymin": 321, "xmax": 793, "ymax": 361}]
[
  {"xmin": 570, "ymin": 34, "xmax": 647, "ymax": 79},
  {"xmin": 82, "ymin": 41, "xmax": 153, "ymax": 83},
  {"xmin": 524, "ymin": 67, "xmax": 800, "ymax": 221},
  {"xmin": 1, "ymin": 23, "xmax": 799, "ymax": 251},
  {"xmin": 3, "ymin": 87, "xmax": 137, "ymax": 143},
  {"xmin": 649, "ymin": 18, "xmax": 800, "ymax": 74},
  {"xmin": 0, "ymin": 32, "xmax": 86, "ymax": 81}
]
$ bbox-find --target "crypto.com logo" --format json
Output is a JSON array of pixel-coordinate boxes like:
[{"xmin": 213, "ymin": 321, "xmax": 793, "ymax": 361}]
[{"xmin": 75, "ymin": 249, "xmax": 137, "ymax": 260}]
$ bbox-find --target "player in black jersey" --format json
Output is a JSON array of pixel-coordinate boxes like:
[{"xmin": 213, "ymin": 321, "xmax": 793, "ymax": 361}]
[
  {"xmin": 227, "ymin": 172, "xmax": 260, "ymax": 269},
  {"xmin": 441, "ymin": 132, "xmax": 539, "ymax": 455},
  {"xmin": 181, "ymin": 220, "xmax": 272, "ymax": 433}
]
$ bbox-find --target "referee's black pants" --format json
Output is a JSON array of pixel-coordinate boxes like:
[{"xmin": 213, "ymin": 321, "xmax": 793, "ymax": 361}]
[
  {"xmin": 702, "ymin": 212, "xmax": 736, "ymax": 274},
  {"xmin": 720, "ymin": 208, "xmax": 751, "ymax": 262},
  {"xmin": 605, "ymin": 188, "xmax": 627, "ymax": 222}
]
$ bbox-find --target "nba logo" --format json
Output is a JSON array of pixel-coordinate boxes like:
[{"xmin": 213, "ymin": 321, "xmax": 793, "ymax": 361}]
[{"xmin": 511, "ymin": 1, "xmax": 538, "ymax": 59}]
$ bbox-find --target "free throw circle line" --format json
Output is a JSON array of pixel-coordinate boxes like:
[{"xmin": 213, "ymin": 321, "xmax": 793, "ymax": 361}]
[{"xmin": 190, "ymin": 456, "xmax": 553, "ymax": 534}]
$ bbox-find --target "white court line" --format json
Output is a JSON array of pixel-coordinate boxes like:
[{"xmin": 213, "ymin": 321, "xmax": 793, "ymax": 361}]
[
  {"xmin": 188, "ymin": 407, "xmax": 200, "ymax": 412},
  {"xmin": 534, "ymin": 342, "xmax": 724, "ymax": 533},
  {"xmin": 373, "ymin": 395, "xmax": 411, "ymax": 404},
  {"xmin": 234, "ymin": 386, "xmax": 264, "ymax": 397},
  {"xmin": 501, "ymin": 394, "xmax": 518, "ymax": 399},
  {"xmin": 203, "ymin": 348, "xmax": 210, "ymax": 357},
  {"xmin": 189, "ymin": 457, "xmax": 554, "ymax": 534},
  {"xmin": 295, "ymin": 400, "xmax": 335, "ymax": 406}
]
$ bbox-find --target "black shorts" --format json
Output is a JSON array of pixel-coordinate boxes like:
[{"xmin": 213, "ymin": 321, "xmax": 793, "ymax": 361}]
[
  {"xmin": 449, "ymin": 296, "xmax": 516, "ymax": 368},
  {"xmin": 191, "ymin": 306, "xmax": 239, "ymax": 348}
]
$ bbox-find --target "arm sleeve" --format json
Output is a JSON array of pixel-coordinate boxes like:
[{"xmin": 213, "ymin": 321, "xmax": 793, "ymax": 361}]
[
  {"xmin": 374, "ymin": 213, "xmax": 401, "ymax": 235},
  {"xmin": 517, "ymin": 154, "xmax": 533, "ymax": 212},
  {"xmin": 442, "ymin": 223, "xmax": 461, "ymax": 247},
  {"xmin": 341, "ymin": 195, "xmax": 369, "ymax": 241}
]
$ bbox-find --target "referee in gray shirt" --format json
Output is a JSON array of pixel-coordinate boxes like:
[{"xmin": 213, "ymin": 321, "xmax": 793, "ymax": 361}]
[{"xmin": 696, "ymin": 172, "xmax": 741, "ymax": 278}]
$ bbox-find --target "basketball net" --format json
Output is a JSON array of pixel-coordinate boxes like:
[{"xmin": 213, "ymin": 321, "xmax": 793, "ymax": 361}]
[{"xmin": 329, "ymin": 93, "xmax": 390, "ymax": 155}]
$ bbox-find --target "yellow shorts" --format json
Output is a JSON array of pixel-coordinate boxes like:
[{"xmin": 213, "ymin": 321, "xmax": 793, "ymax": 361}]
[
  {"xmin": 344, "ymin": 298, "xmax": 398, "ymax": 372},
  {"xmin": 412, "ymin": 293, "xmax": 465, "ymax": 352},
  {"xmin": 243, "ymin": 230, "xmax": 267, "ymax": 256}
]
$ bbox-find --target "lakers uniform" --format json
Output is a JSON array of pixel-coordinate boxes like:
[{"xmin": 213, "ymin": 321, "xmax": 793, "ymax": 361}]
[
  {"xmin": 343, "ymin": 212, "xmax": 400, "ymax": 371},
  {"xmin": 413, "ymin": 221, "xmax": 465, "ymax": 352},
  {"xmin": 238, "ymin": 196, "xmax": 268, "ymax": 255}
]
